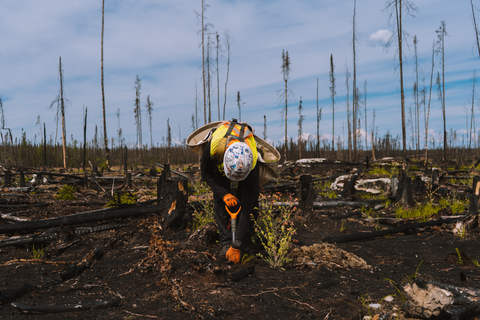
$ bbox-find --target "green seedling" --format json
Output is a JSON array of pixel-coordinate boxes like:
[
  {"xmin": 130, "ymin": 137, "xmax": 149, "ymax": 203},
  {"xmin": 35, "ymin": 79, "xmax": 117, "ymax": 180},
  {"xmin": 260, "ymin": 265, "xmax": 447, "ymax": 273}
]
[
  {"xmin": 456, "ymin": 248, "xmax": 463, "ymax": 265},
  {"xmin": 31, "ymin": 244, "xmax": 47, "ymax": 260},
  {"xmin": 384, "ymin": 278, "xmax": 406, "ymax": 304},
  {"xmin": 472, "ymin": 259, "xmax": 480, "ymax": 267},
  {"xmin": 340, "ymin": 220, "xmax": 346, "ymax": 232},
  {"xmin": 55, "ymin": 185, "xmax": 78, "ymax": 201},
  {"xmin": 457, "ymin": 225, "xmax": 467, "ymax": 239}
]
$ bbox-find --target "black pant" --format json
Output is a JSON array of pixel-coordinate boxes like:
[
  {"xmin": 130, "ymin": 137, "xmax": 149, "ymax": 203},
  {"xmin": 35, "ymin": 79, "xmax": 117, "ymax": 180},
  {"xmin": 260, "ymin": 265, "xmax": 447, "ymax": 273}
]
[{"xmin": 213, "ymin": 165, "xmax": 260, "ymax": 246}]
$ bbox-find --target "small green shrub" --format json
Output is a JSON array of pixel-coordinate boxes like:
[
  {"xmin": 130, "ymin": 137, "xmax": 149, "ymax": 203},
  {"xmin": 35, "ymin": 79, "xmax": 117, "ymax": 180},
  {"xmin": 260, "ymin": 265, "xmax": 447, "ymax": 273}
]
[
  {"xmin": 55, "ymin": 185, "xmax": 78, "ymax": 201},
  {"xmin": 367, "ymin": 166, "xmax": 399, "ymax": 177},
  {"xmin": 254, "ymin": 205, "xmax": 296, "ymax": 269},
  {"xmin": 192, "ymin": 195, "xmax": 215, "ymax": 230},
  {"xmin": 98, "ymin": 161, "xmax": 109, "ymax": 171},
  {"xmin": 315, "ymin": 181, "xmax": 337, "ymax": 199},
  {"xmin": 106, "ymin": 192, "xmax": 137, "ymax": 207},
  {"xmin": 190, "ymin": 182, "xmax": 215, "ymax": 230}
]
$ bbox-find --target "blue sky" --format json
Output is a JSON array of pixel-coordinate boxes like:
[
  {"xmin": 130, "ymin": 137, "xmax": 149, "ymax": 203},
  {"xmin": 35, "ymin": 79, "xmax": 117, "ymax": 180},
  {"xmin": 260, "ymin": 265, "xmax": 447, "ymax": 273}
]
[{"xmin": 0, "ymin": 0, "xmax": 478, "ymax": 150}]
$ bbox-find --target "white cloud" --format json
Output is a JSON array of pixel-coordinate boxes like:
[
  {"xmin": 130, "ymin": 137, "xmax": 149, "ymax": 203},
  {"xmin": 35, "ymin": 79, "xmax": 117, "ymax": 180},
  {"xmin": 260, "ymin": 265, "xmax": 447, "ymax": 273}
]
[{"xmin": 368, "ymin": 29, "xmax": 392, "ymax": 46}]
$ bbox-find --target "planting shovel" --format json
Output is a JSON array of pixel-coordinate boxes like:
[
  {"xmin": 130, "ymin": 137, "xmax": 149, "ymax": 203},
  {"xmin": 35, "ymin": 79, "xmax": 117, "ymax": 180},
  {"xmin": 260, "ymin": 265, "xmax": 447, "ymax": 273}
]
[{"xmin": 226, "ymin": 202, "xmax": 241, "ymax": 243}]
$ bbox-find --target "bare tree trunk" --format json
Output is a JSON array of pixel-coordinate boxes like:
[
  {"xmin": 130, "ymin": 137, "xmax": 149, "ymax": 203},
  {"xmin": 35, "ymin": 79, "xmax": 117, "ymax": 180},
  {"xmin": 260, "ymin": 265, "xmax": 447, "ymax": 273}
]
[
  {"xmin": 216, "ymin": 33, "xmax": 220, "ymax": 121},
  {"xmin": 316, "ymin": 78, "xmax": 320, "ymax": 157},
  {"xmin": 223, "ymin": 30, "xmax": 233, "ymax": 121},
  {"xmin": 284, "ymin": 78, "xmax": 288, "ymax": 162},
  {"xmin": 101, "ymin": 0, "xmax": 109, "ymax": 169},
  {"xmin": 201, "ymin": 0, "xmax": 206, "ymax": 125},
  {"xmin": 425, "ymin": 42, "xmax": 435, "ymax": 167},
  {"xmin": 83, "ymin": 107, "xmax": 87, "ymax": 172},
  {"xmin": 59, "ymin": 57, "xmax": 67, "ymax": 170},
  {"xmin": 470, "ymin": 70, "xmax": 476, "ymax": 151},
  {"xmin": 352, "ymin": 0, "xmax": 358, "ymax": 160},
  {"xmin": 471, "ymin": 0, "xmax": 480, "ymax": 58},
  {"xmin": 397, "ymin": 0, "xmax": 407, "ymax": 159},
  {"xmin": 330, "ymin": 54, "xmax": 335, "ymax": 156},
  {"xmin": 207, "ymin": 36, "xmax": 211, "ymax": 123},
  {"xmin": 414, "ymin": 35, "xmax": 420, "ymax": 155},
  {"xmin": 345, "ymin": 63, "xmax": 352, "ymax": 161},
  {"xmin": 364, "ymin": 80, "xmax": 367, "ymax": 151}
]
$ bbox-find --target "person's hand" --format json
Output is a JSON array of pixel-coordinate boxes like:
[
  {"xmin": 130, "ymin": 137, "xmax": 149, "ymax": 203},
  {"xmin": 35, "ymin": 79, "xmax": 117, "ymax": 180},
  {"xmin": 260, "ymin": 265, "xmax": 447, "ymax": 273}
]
[
  {"xmin": 223, "ymin": 194, "xmax": 238, "ymax": 207},
  {"xmin": 223, "ymin": 194, "xmax": 240, "ymax": 217},
  {"xmin": 226, "ymin": 246, "xmax": 241, "ymax": 264}
]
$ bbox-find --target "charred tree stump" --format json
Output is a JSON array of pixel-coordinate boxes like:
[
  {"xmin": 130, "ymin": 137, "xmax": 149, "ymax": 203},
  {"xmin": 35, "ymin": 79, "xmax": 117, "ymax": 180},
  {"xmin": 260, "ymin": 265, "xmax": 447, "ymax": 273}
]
[
  {"xmin": 457, "ymin": 176, "xmax": 480, "ymax": 230},
  {"xmin": 158, "ymin": 164, "xmax": 189, "ymax": 229},
  {"xmin": 123, "ymin": 146, "xmax": 128, "ymax": 173},
  {"xmin": 339, "ymin": 167, "xmax": 362, "ymax": 198},
  {"xmin": 92, "ymin": 166, "xmax": 99, "ymax": 177},
  {"xmin": 149, "ymin": 166, "xmax": 157, "ymax": 177},
  {"xmin": 470, "ymin": 176, "xmax": 480, "ymax": 215},
  {"xmin": 3, "ymin": 169, "xmax": 11, "ymax": 187},
  {"xmin": 299, "ymin": 175, "xmax": 313, "ymax": 216},
  {"xmin": 399, "ymin": 177, "xmax": 414, "ymax": 207},
  {"xmin": 19, "ymin": 167, "xmax": 25, "ymax": 187},
  {"xmin": 125, "ymin": 172, "xmax": 132, "ymax": 188},
  {"xmin": 412, "ymin": 176, "xmax": 426, "ymax": 198}
]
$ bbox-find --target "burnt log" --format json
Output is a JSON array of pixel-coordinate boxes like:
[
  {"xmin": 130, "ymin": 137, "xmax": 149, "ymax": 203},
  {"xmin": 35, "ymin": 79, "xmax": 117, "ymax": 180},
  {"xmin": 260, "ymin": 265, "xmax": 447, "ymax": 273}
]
[
  {"xmin": 321, "ymin": 216, "xmax": 460, "ymax": 244},
  {"xmin": 0, "ymin": 203, "xmax": 161, "ymax": 235},
  {"xmin": 403, "ymin": 279, "xmax": 480, "ymax": 319},
  {"xmin": 11, "ymin": 299, "xmax": 121, "ymax": 314}
]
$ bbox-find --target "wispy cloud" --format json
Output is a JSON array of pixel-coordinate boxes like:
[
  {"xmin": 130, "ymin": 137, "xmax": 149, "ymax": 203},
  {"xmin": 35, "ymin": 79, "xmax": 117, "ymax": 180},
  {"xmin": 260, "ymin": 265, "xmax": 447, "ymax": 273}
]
[{"xmin": 368, "ymin": 29, "xmax": 392, "ymax": 47}]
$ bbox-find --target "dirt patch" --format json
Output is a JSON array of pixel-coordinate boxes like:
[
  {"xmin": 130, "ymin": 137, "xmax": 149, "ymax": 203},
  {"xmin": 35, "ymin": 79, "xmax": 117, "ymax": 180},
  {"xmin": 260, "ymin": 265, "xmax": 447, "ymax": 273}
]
[{"xmin": 0, "ymin": 163, "xmax": 479, "ymax": 319}]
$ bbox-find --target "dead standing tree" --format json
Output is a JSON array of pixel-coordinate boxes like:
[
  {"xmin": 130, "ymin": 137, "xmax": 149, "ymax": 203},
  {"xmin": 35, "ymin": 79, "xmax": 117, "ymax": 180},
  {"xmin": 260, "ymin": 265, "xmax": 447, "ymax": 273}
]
[
  {"xmin": 222, "ymin": 30, "xmax": 234, "ymax": 120},
  {"xmin": 384, "ymin": 0, "xmax": 417, "ymax": 159},
  {"xmin": 298, "ymin": 97, "xmax": 304, "ymax": 159},
  {"xmin": 145, "ymin": 95, "xmax": 154, "ymax": 148},
  {"xmin": 194, "ymin": 0, "xmax": 210, "ymax": 125},
  {"xmin": 101, "ymin": 0, "xmax": 110, "ymax": 169},
  {"xmin": 280, "ymin": 50, "xmax": 291, "ymax": 162},
  {"xmin": 133, "ymin": 75, "xmax": 142, "ymax": 150},
  {"xmin": 471, "ymin": 0, "xmax": 480, "ymax": 58},
  {"xmin": 345, "ymin": 62, "xmax": 352, "ymax": 161},
  {"xmin": 352, "ymin": 0, "xmax": 359, "ymax": 160},
  {"xmin": 424, "ymin": 42, "xmax": 435, "ymax": 168},
  {"xmin": 329, "ymin": 54, "xmax": 336, "ymax": 156},
  {"xmin": 436, "ymin": 20, "xmax": 448, "ymax": 162},
  {"xmin": 50, "ymin": 57, "xmax": 68, "ymax": 170}
]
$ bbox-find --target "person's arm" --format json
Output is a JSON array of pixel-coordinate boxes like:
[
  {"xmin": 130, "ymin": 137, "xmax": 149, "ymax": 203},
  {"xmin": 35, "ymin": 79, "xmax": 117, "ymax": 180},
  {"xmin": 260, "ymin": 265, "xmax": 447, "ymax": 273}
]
[{"xmin": 200, "ymin": 140, "xmax": 230, "ymax": 198}]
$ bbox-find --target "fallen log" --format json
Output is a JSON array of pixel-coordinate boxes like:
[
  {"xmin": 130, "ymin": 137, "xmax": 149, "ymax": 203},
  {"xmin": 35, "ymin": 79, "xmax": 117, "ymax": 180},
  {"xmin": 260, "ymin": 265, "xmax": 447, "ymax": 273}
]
[
  {"xmin": 321, "ymin": 216, "xmax": 460, "ymax": 244},
  {"xmin": 272, "ymin": 199, "xmax": 388, "ymax": 209},
  {"xmin": 403, "ymin": 278, "xmax": 480, "ymax": 319},
  {"xmin": 0, "ymin": 223, "xmax": 128, "ymax": 248},
  {"xmin": 11, "ymin": 299, "xmax": 121, "ymax": 314},
  {"xmin": 0, "ymin": 202, "xmax": 161, "ymax": 234}
]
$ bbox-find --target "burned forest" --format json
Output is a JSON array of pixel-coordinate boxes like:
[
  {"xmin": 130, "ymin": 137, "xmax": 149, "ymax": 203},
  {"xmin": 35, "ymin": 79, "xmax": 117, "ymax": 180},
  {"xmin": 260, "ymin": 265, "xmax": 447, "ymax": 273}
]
[{"xmin": 0, "ymin": 149, "xmax": 479, "ymax": 320}]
